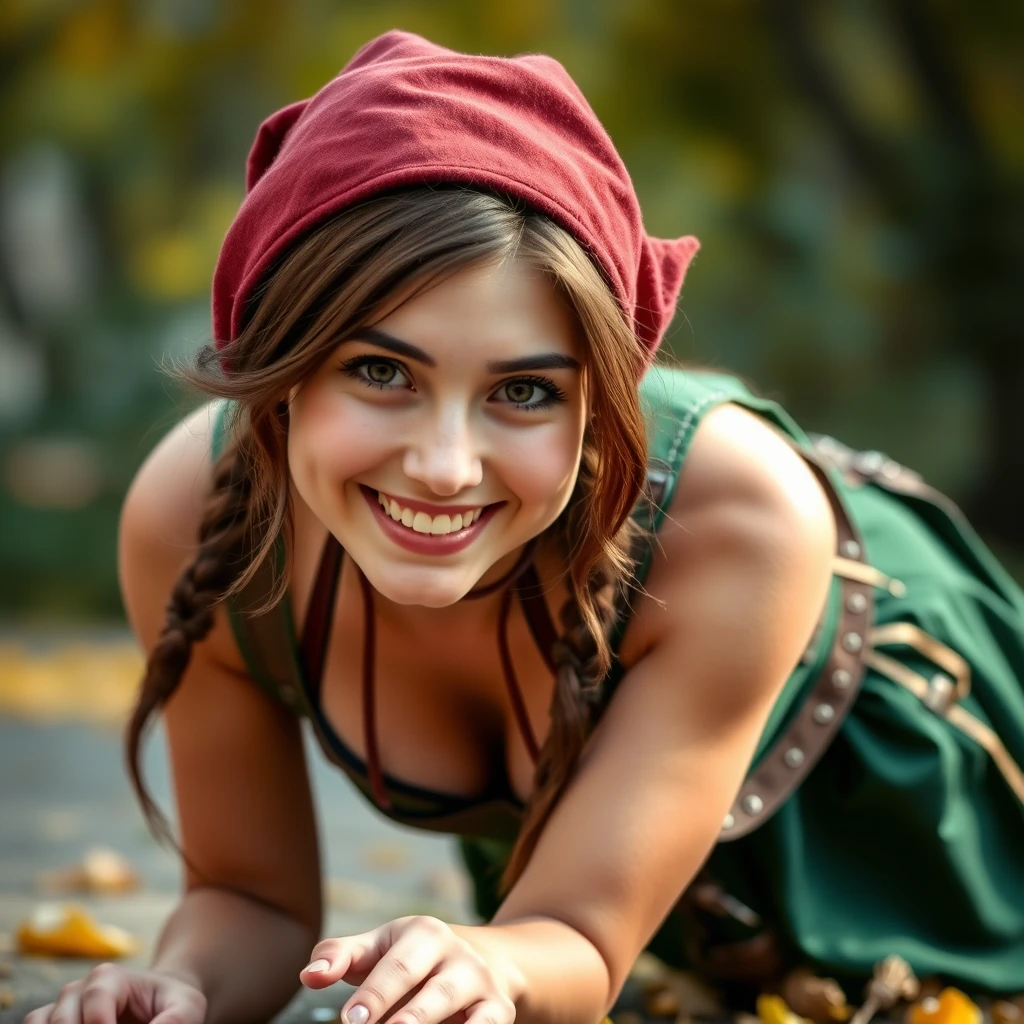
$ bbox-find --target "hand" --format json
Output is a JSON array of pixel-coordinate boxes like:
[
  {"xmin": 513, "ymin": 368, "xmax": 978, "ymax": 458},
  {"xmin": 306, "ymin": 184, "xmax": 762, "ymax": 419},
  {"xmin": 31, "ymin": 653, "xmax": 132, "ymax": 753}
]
[
  {"xmin": 300, "ymin": 916, "xmax": 517, "ymax": 1024},
  {"xmin": 22, "ymin": 963, "xmax": 206, "ymax": 1024}
]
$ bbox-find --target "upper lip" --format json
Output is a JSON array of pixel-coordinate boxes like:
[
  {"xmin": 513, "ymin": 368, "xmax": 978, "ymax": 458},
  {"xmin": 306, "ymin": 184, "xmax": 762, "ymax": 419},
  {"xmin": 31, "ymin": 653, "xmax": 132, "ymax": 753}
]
[{"xmin": 363, "ymin": 485, "xmax": 496, "ymax": 517}]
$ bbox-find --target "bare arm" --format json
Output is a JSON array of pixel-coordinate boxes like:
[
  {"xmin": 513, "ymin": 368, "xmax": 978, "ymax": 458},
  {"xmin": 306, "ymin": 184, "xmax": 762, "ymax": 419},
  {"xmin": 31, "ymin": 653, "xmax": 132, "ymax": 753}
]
[
  {"xmin": 119, "ymin": 402, "xmax": 323, "ymax": 1023},
  {"xmin": 482, "ymin": 403, "xmax": 838, "ymax": 1022}
]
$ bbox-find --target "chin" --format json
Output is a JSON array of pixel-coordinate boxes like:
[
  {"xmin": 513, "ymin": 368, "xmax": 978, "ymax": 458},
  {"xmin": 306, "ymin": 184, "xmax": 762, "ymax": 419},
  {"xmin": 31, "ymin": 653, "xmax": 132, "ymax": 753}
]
[{"xmin": 361, "ymin": 563, "xmax": 473, "ymax": 608}]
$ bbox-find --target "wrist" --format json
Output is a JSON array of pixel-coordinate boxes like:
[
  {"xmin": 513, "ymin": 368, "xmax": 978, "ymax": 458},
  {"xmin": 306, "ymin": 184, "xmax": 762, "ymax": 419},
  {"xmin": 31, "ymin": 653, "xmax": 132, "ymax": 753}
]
[
  {"xmin": 450, "ymin": 923, "xmax": 527, "ymax": 1005},
  {"xmin": 152, "ymin": 962, "xmax": 204, "ymax": 993}
]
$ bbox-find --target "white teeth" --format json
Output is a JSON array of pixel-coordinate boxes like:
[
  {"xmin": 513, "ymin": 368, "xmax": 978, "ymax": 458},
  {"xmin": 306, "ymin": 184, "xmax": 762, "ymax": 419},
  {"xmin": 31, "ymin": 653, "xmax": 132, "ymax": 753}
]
[{"xmin": 376, "ymin": 491, "xmax": 484, "ymax": 535}]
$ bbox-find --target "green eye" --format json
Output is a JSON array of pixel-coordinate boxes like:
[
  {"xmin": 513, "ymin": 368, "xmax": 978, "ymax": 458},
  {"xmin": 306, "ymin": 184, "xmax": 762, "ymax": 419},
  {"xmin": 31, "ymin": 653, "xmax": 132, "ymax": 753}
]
[
  {"xmin": 503, "ymin": 381, "xmax": 537, "ymax": 405},
  {"xmin": 340, "ymin": 355, "xmax": 410, "ymax": 390}
]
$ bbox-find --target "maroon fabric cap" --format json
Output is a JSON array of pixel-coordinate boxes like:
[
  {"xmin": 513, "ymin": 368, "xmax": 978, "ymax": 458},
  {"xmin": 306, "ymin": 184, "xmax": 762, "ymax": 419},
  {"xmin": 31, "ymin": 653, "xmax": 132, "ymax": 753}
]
[{"xmin": 212, "ymin": 30, "xmax": 699, "ymax": 357}]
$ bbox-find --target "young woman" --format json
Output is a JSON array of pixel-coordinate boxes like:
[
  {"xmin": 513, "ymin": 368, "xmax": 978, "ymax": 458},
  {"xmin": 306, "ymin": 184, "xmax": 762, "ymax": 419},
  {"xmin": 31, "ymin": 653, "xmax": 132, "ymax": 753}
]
[{"xmin": 26, "ymin": 29, "xmax": 1024, "ymax": 1024}]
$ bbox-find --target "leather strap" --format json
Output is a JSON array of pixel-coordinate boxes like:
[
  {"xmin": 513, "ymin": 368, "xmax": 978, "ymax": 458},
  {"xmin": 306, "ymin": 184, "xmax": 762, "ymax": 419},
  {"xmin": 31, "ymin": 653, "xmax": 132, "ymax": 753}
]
[
  {"xmin": 515, "ymin": 563, "xmax": 559, "ymax": 675},
  {"xmin": 718, "ymin": 445, "xmax": 876, "ymax": 841},
  {"xmin": 301, "ymin": 534, "xmax": 344, "ymax": 693}
]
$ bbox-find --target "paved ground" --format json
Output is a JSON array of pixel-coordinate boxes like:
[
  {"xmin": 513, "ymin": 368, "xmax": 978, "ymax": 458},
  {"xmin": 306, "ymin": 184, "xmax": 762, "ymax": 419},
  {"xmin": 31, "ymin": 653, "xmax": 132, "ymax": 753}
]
[{"xmin": 0, "ymin": 717, "xmax": 477, "ymax": 1022}]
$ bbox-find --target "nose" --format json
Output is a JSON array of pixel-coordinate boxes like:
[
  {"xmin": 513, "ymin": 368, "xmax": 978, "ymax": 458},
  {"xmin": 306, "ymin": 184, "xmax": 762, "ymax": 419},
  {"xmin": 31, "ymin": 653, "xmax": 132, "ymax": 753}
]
[{"xmin": 402, "ymin": 404, "xmax": 483, "ymax": 496}]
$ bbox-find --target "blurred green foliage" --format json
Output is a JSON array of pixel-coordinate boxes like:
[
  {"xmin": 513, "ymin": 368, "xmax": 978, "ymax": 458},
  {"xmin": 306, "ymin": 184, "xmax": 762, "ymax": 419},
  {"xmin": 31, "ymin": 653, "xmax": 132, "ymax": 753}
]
[{"xmin": 0, "ymin": 0, "xmax": 1021, "ymax": 618}]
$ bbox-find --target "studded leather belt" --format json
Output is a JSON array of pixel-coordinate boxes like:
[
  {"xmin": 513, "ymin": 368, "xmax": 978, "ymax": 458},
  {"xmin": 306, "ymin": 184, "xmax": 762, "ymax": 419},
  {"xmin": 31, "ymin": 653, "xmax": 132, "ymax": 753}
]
[{"xmin": 717, "ymin": 438, "xmax": 888, "ymax": 841}]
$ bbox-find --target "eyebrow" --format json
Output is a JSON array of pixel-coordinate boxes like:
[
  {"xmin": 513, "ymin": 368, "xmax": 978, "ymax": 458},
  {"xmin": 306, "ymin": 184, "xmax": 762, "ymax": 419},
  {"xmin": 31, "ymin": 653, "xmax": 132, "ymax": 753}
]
[{"xmin": 346, "ymin": 328, "xmax": 582, "ymax": 375}]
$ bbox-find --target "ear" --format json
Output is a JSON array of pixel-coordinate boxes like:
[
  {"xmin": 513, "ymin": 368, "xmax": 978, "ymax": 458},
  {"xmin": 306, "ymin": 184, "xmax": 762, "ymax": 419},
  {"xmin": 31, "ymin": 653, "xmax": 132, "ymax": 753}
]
[
  {"xmin": 245, "ymin": 100, "xmax": 310, "ymax": 193},
  {"xmin": 634, "ymin": 235, "xmax": 700, "ymax": 351}
]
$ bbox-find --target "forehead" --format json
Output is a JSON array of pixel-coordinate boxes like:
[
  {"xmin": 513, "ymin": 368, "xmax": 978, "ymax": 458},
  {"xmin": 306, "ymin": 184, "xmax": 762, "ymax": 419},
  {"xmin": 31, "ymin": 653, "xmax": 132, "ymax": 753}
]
[{"xmin": 371, "ymin": 259, "xmax": 583, "ymax": 357}]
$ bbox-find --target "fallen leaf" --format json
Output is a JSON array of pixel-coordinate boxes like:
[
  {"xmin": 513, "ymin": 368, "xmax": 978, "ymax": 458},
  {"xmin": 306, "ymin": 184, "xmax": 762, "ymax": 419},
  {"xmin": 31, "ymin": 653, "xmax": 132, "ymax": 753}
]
[
  {"xmin": 758, "ymin": 994, "xmax": 813, "ymax": 1024},
  {"xmin": 906, "ymin": 991, "xmax": 981, "ymax": 1024},
  {"xmin": 993, "ymin": 1002, "xmax": 1022, "ymax": 1024},
  {"xmin": 326, "ymin": 878, "xmax": 384, "ymax": 912},
  {"xmin": 781, "ymin": 967, "xmax": 853, "ymax": 1023},
  {"xmin": 643, "ymin": 983, "xmax": 680, "ymax": 1018},
  {"xmin": 37, "ymin": 847, "xmax": 140, "ymax": 895},
  {"xmin": 16, "ymin": 903, "xmax": 139, "ymax": 959},
  {"xmin": 361, "ymin": 843, "xmax": 410, "ymax": 871}
]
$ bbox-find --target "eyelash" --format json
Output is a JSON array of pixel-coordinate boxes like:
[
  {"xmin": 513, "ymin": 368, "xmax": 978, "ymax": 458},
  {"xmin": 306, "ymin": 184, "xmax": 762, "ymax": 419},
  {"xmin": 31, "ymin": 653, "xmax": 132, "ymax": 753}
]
[{"xmin": 339, "ymin": 356, "xmax": 568, "ymax": 411}]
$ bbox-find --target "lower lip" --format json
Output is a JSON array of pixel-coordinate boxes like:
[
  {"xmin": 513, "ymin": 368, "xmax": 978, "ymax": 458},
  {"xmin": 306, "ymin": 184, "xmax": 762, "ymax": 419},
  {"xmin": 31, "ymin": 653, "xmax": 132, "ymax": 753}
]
[{"xmin": 360, "ymin": 486, "xmax": 501, "ymax": 556}]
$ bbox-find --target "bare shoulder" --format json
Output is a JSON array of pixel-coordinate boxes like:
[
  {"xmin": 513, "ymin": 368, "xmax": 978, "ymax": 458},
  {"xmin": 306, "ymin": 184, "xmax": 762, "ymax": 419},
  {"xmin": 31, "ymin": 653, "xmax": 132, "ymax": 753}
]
[
  {"xmin": 672, "ymin": 400, "xmax": 835, "ymax": 543},
  {"xmin": 118, "ymin": 400, "xmax": 243, "ymax": 671},
  {"xmin": 621, "ymin": 400, "xmax": 837, "ymax": 664}
]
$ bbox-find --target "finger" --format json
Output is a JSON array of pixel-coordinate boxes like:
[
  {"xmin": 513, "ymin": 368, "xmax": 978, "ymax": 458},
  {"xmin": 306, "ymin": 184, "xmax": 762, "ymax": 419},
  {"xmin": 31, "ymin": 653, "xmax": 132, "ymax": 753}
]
[
  {"xmin": 152, "ymin": 981, "xmax": 208, "ymax": 1024},
  {"xmin": 384, "ymin": 965, "xmax": 486, "ymax": 1024},
  {"xmin": 22, "ymin": 1003, "xmax": 56, "ymax": 1024},
  {"xmin": 463, "ymin": 995, "xmax": 517, "ymax": 1024},
  {"xmin": 151, "ymin": 1001, "xmax": 207, "ymax": 1024},
  {"xmin": 302, "ymin": 927, "xmax": 388, "ymax": 989},
  {"xmin": 49, "ymin": 983, "xmax": 83, "ymax": 1024},
  {"xmin": 342, "ymin": 926, "xmax": 452, "ymax": 1024},
  {"xmin": 80, "ymin": 965, "xmax": 125, "ymax": 1024}
]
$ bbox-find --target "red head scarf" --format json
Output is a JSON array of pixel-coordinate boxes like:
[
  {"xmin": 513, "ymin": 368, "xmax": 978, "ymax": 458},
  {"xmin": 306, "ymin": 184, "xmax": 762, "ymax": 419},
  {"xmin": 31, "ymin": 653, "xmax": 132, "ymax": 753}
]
[{"xmin": 212, "ymin": 30, "xmax": 699, "ymax": 358}]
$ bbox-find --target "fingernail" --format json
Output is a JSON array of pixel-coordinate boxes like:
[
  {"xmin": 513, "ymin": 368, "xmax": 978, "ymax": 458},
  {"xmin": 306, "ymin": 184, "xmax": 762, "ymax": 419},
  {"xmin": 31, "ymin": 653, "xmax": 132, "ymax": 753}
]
[
  {"xmin": 345, "ymin": 1005, "xmax": 369, "ymax": 1024},
  {"xmin": 304, "ymin": 958, "xmax": 330, "ymax": 974}
]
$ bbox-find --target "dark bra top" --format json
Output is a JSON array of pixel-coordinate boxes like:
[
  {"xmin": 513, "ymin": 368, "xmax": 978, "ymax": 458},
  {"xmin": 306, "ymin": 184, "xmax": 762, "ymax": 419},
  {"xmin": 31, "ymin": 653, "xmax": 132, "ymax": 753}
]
[{"xmin": 301, "ymin": 532, "xmax": 560, "ymax": 826}]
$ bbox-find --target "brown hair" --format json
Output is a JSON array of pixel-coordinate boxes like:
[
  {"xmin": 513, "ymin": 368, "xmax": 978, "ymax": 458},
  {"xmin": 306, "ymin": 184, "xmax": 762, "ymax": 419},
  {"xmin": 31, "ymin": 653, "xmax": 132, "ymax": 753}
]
[{"xmin": 125, "ymin": 187, "xmax": 648, "ymax": 889}]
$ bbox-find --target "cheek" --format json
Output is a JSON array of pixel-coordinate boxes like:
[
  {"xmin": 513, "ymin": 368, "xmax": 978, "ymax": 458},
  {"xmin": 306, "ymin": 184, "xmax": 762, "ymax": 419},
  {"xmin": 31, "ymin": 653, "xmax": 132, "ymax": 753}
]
[
  {"xmin": 497, "ymin": 422, "xmax": 584, "ymax": 515},
  {"xmin": 287, "ymin": 390, "xmax": 391, "ymax": 496}
]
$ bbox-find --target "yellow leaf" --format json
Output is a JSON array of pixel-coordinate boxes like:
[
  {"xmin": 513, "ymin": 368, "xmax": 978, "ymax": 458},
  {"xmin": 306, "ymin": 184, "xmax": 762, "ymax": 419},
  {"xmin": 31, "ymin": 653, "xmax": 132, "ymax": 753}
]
[
  {"xmin": 908, "ymin": 990, "xmax": 982, "ymax": 1024},
  {"xmin": 16, "ymin": 904, "xmax": 139, "ymax": 959},
  {"xmin": 757, "ymin": 994, "xmax": 813, "ymax": 1024}
]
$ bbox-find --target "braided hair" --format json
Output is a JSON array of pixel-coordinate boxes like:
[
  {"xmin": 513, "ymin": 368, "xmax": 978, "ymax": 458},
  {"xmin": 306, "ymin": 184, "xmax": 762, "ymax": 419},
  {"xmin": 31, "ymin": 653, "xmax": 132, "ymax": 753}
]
[
  {"xmin": 500, "ymin": 437, "xmax": 643, "ymax": 890},
  {"xmin": 125, "ymin": 416, "xmax": 272, "ymax": 840}
]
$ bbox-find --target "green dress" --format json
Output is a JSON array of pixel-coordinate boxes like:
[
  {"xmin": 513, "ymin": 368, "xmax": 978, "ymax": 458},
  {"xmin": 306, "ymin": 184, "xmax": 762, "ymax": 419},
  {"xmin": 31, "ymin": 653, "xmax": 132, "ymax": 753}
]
[{"xmin": 216, "ymin": 366, "xmax": 1024, "ymax": 994}]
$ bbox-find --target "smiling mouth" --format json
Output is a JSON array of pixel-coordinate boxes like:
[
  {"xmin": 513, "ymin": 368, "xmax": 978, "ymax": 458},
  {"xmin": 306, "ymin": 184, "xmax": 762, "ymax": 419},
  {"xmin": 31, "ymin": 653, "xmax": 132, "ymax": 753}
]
[{"xmin": 372, "ymin": 489, "xmax": 486, "ymax": 535}]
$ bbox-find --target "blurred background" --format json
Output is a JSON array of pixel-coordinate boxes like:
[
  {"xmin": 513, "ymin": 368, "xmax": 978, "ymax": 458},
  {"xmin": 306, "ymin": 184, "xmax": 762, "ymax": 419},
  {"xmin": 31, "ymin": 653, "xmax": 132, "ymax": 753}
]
[{"xmin": 0, "ymin": 0, "xmax": 1021, "ymax": 1017}]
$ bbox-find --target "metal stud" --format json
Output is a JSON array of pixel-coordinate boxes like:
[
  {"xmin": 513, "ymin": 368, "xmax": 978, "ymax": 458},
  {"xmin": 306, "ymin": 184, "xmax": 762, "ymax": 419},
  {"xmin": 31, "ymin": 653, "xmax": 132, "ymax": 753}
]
[
  {"xmin": 742, "ymin": 794, "xmax": 764, "ymax": 816},
  {"xmin": 842, "ymin": 632, "xmax": 863, "ymax": 653},
  {"xmin": 857, "ymin": 451, "xmax": 885, "ymax": 475},
  {"xmin": 832, "ymin": 668, "xmax": 852, "ymax": 689},
  {"xmin": 814, "ymin": 703, "xmax": 836, "ymax": 725},
  {"xmin": 840, "ymin": 539, "xmax": 861, "ymax": 559},
  {"xmin": 924, "ymin": 673, "xmax": 956, "ymax": 715},
  {"xmin": 722, "ymin": 813, "xmax": 735, "ymax": 830},
  {"xmin": 846, "ymin": 592, "xmax": 867, "ymax": 614},
  {"xmin": 784, "ymin": 747, "xmax": 805, "ymax": 768}
]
